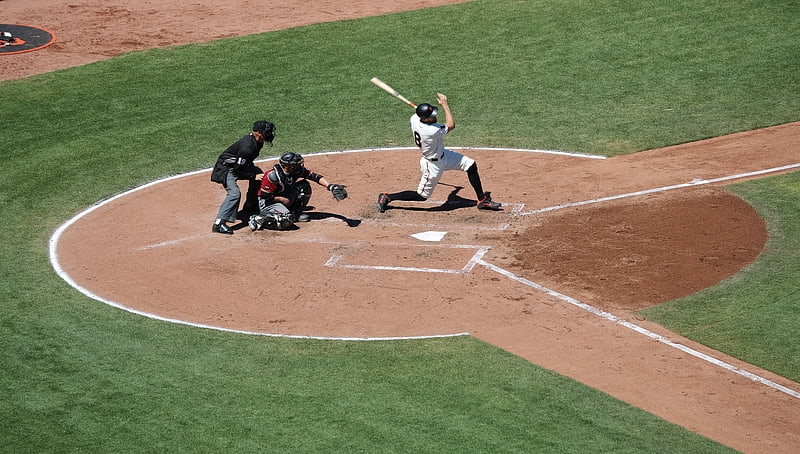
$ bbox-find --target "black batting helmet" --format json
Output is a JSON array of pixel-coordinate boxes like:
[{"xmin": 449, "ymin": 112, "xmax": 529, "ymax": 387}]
[{"xmin": 415, "ymin": 103, "xmax": 438, "ymax": 119}]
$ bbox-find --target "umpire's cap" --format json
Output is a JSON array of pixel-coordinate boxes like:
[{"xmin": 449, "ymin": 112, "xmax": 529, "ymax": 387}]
[
  {"xmin": 252, "ymin": 120, "xmax": 276, "ymax": 144},
  {"xmin": 415, "ymin": 103, "xmax": 438, "ymax": 120}
]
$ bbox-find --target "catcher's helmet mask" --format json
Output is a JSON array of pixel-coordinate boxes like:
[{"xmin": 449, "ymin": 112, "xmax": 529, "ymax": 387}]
[
  {"xmin": 279, "ymin": 152, "xmax": 305, "ymax": 177},
  {"xmin": 415, "ymin": 103, "xmax": 438, "ymax": 120}
]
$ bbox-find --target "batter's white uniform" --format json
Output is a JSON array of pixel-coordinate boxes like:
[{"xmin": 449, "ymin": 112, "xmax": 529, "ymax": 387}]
[{"xmin": 410, "ymin": 113, "xmax": 475, "ymax": 198}]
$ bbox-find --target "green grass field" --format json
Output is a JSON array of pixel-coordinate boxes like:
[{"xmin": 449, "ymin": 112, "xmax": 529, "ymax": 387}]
[{"xmin": 2, "ymin": 0, "xmax": 798, "ymax": 451}]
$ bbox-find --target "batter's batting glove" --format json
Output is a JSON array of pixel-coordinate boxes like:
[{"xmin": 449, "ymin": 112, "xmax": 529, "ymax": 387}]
[{"xmin": 328, "ymin": 183, "xmax": 348, "ymax": 201}]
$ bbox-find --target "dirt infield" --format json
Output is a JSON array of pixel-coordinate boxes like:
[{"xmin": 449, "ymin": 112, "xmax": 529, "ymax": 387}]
[{"xmin": 8, "ymin": 0, "xmax": 800, "ymax": 452}]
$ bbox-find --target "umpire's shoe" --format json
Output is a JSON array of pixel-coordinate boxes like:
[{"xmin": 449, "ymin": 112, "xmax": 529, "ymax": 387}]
[
  {"xmin": 477, "ymin": 192, "xmax": 502, "ymax": 211},
  {"xmin": 212, "ymin": 222, "xmax": 234, "ymax": 235}
]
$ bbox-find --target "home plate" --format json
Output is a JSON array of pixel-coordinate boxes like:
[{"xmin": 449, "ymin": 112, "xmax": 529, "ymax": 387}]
[{"xmin": 411, "ymin": 231, "xmax": 448, "ymax": 242}]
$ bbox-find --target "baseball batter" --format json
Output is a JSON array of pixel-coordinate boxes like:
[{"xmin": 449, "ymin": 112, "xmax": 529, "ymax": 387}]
[{"xmin": 377, "ymin": 93, "xmax": 501, "ymax": 212}]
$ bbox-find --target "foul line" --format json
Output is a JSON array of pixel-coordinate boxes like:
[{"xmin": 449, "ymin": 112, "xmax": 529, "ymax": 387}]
[
  {"xmin": 518, "ymin": 163, "xmax": 800, "ymax": 216},
  {"xmin": 477, "ymin": 259, "xmax": 800, "ymax": 400}
]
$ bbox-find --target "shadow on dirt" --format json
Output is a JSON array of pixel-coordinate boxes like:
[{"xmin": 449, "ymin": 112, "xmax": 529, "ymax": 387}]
[
  {"xmin": 385, "ymin": 184, "xmax": 478, "ymax": 212},
  {"xmin": 305, "ymin": 212, "xmax": 361, "ymax": 227}
]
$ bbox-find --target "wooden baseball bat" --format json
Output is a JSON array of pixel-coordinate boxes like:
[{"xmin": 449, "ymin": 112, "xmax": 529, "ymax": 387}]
[{"xmin": 370, "ymin": 77, "xmax": 416, "ymax": 108}]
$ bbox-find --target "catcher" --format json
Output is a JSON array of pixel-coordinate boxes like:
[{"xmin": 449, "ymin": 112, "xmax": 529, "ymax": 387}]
[{"xmin": 249, "ymin": 151, "xmax": 348, "ymax": 231}]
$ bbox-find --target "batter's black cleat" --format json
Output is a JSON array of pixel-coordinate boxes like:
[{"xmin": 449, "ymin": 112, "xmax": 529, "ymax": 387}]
[
  {"xmin": 377, "ymin": 192, "xmax": 390, "ymax": 213},
  {"xmin": 477, "ymin": 192, "xmax": 502, "ymax": 211},
  {"xmin": 212, "ymin": 222, "xmax": 234, "ymax": 235}
]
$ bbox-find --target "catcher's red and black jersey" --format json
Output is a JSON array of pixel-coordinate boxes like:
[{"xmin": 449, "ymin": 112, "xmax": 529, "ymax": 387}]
[{"xmin": 259, "ymin": 164, "xmax": 323, "ymax": 203}]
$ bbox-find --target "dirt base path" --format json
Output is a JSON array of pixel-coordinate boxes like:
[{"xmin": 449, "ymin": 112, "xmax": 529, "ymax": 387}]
[{"xmin": 8, "ymin": 1, "xmax": 799, "ymax": 452}]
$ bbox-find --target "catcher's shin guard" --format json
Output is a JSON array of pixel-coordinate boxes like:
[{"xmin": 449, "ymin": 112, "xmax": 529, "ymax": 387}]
[
  {"xmin": 251, "ymin": 213, "xmax": 294, "ymax": 230},
  {"xmin": 295, "ymin": 179, "xmax": 312, "ymax": 210},
  {"xmin": 248, "ymin": 214, "xmax": 267, "ymax": 231},
  {"xmin": 251, "ymin": 202, "xmax": 296, "ymax": 231}
]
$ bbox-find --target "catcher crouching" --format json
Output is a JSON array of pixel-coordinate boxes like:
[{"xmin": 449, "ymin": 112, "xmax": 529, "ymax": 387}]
[{"xmin": 249, "ymin": 152, "xmax": 348, "ymax": 231}]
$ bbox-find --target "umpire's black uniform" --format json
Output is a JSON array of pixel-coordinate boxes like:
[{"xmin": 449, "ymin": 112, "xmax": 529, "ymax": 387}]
[{"xmin": 211, "ymin": 121, "xmax": 274, "ymax": 234}]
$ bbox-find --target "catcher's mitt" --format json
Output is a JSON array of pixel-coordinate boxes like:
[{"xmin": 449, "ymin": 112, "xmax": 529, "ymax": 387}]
[{"xmin": 328, "ymin": 183, "xmax": 348, "ymax": 201}]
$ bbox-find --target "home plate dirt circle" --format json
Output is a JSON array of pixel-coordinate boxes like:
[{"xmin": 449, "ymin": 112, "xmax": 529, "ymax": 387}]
[{"xmin": 51, "ymin": 145, "xmax": 773, "ymax": 340}]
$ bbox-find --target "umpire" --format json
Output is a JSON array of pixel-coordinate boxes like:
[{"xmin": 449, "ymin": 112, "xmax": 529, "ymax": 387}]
[{"xmin": 210, "ymin": 120, "xmax": 275, "ymax": 235}]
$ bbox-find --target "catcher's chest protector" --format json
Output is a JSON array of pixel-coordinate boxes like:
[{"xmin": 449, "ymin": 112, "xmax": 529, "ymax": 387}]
[{"xmin": 270, "ymin": 164, "xmax": 298, "ymax": 193}]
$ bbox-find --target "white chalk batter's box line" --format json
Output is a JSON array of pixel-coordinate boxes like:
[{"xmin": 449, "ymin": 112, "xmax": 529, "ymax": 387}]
[
  {"xmin": 324, "ymin": 242, "xmax": 491, "ymax": 274},
  {"xmin": 325, "ymin": 243, "xmax": 491, "ymax": 274}
]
